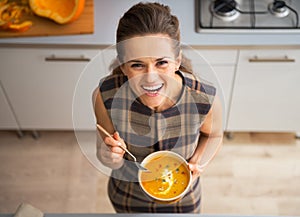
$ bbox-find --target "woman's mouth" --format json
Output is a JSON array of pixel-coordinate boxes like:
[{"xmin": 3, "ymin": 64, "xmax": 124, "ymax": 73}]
[{"xmin": 141, "ymin": 84, "xmax": 164, "ymax": 96}]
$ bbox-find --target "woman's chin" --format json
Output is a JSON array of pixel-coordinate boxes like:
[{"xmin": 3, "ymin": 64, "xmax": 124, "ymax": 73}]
[{"xmin": 140, "ymin": 94, "xmax": 164, "ymax": 110}]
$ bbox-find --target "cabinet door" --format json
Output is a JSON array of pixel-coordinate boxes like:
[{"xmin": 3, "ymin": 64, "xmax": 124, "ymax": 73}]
[
  {"xmin": 212, "ymin": 65, "xmax": 235, "ymax": 128},
  {"xmin": 0, "ymin": 48, "xmax": 99, "ymax": 130},
  {"xmin": 191, "ymin": 49, "xmax": 237, "ymax": 129},
  {"xmin": 227, "ymin": 49, "xmax": 300, "ymax": 132},
  {"xmin": 0, "ymin": 81, "xmax": 19, "ymax": 129}
]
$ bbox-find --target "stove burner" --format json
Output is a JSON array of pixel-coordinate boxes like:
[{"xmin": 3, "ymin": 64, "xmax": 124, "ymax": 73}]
[
  {"xmin": 211, "ymin": 0, "xmax": 240, "ymax": 22},
  {"xmin": 269, "ymin": 0, "xmax": 290, "ymax": 18}
]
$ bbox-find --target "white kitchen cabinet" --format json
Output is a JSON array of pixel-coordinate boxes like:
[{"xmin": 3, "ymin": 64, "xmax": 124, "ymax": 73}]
[
  {"xmin": 195, "ymin": 49, "xmax": 237, "ymax": 112},
  {"xmin": 0, "ymin": 47, "xmax": 99, "ymax": 130},
  {"xmin": 212, "ymin": 65, "xmax": 236, "ymax": 128},
  {"xmin": 0, "ymin": 81, "xmax": 19, "ymax": 129},
  {"xmin": 187, "ymin": 49, "xmax": 238, "ymax": 129},
  {"xmin": 227, "ymin": 49, "xmax": 300, "ymax": 132}
]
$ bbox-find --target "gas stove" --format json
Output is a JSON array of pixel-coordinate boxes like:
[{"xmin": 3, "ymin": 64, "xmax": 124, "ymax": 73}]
[{"xmin": 196, "ymin": 0, "xmax": 300, "ymax": 33}]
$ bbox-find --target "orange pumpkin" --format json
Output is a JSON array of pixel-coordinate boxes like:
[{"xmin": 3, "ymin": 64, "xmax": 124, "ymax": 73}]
[
  {"xmin": 7, "ymin": 20, "xmax": 32, "ymax": 32},
  {"xmin": 0, "ymin": 1, "xmax": 33, "ymax": 32},
  {"xmin": 29, "ymin": 0, "xmax": 85, "ymax": 24}
]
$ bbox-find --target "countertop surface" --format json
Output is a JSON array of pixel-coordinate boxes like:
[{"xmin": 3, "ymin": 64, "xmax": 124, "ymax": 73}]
[{"xmin": 0, "ymin": 0, "xmax": 300, "ymax": 46}]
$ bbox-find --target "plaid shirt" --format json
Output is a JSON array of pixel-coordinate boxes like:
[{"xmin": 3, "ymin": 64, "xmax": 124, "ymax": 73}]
[{"xmin": 99, "ymin": 71, "xmax": 216, "ymax": 213}]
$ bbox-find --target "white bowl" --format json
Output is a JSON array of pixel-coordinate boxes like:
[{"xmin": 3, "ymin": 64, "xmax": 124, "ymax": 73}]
[{"xmin": 138, "ymin": 151, "xmax": 192, "ymax": 203}]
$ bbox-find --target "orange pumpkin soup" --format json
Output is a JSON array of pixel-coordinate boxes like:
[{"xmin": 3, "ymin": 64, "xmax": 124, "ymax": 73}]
[{"xmin": 140, "ymin": 155, "xmax": 190, "ymax": 199}]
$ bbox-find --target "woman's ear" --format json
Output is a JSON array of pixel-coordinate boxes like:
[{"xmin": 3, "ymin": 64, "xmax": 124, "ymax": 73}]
[
  {"xmin": 116, "ymin": 56, "xmax": 127, "ymax": 75},
  {"xmin": 175, "ymin": 50, "xmax": 182, "ymax": 70},
  {"xmin": 120, "ymin": 64, "xmax": 127, "ymax": 75}
]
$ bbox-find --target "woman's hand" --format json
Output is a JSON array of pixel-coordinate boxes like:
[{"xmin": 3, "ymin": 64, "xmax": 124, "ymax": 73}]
[
  {"xmin": 188, "ymin": 163, "xmax": 204, "ymax": 182},
  {"xmin": 93, "ymin": 89, "xmax": 127, "ymax": 170},
  {"xmin": 98, "ymin": 131, "xmax": 126, "ymax": 170}
]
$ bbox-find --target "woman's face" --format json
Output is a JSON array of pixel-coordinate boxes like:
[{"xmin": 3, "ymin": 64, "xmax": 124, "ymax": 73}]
[{"xmin": 120, "ymin": 35, "xmax": 182, "ymax": 111}]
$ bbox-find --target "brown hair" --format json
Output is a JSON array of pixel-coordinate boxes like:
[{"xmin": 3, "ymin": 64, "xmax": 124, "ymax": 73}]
[{"xmin": 112, "ymin": 2, "xmax": 192, "ymax": 74}]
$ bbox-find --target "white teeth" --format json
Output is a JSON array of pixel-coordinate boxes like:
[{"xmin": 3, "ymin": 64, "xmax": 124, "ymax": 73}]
[{"xmin": 142, "ymin": 84, "xmax": 163, "ymax": 91}]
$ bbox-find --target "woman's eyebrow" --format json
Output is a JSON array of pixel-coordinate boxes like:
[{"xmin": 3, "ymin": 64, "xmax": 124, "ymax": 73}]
[
  {"xmin": 156, "ymin": 56, "xmax": 176, "ymax": 63},
  {"xmin": 126, "ymin": 56, "xmax": 172, "ymax": 63},
  {"xmin": 156, "ymin": 56, "xmax": 171, "ymax": 61},
  {"xmin": 127, "ymin": 59, "xmax": 143, "ymax": 63}
]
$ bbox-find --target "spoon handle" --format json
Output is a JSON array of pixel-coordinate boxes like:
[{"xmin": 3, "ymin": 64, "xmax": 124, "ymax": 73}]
[{"xmin": 96, "ymin": 124, "xmax": 114, "ymax": 139}]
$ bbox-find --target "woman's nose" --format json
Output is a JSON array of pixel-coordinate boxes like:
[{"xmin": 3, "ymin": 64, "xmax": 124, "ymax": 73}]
[
  {"xmin": 145, "ymin": 65, "xmax": 159, "ymax": 82},
  {"xmin": 145, "ymin": 72, "xmax": 159, "ymax": 83}
]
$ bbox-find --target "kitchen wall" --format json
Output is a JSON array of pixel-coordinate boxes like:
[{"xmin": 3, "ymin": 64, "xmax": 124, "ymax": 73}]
[{"xmin": 0, "ymin": 0, "xmax": 300, "ymax": 46}]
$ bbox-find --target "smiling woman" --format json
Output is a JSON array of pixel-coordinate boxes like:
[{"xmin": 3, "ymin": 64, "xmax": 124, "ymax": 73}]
[{"xmin": 92, "ymin": 1, "xmax": 223, "ymax": 214}]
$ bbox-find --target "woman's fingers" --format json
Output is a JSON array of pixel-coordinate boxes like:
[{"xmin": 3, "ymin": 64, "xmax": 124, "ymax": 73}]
[
  {"xmin": 103, "ymin": 133, "xmax": 125, "ymax": 155},
  {"xmin": 96, "ymin": 129, "xmax": 125, "ymax": 169},
  {"xmin": 113, "ymin": 131, "xmax": 121, "ymax": 140},
  {"xmin": 113, "ymin": 132, "xmax": 127, "ymax": 149},
  {"xmin": 188, "ymin": 163, "xmax": 204, "ymax": 181},
  {"xmin": 104, "ymin": 136, "xmax": 120, "ymax": 147},
  {"xmin": 100, "ymin": 144, "xmax": 124, "ymax": 162},
  {"xmin": 111, "ymin": 146, "xmax": 125, "ymax": 154}
]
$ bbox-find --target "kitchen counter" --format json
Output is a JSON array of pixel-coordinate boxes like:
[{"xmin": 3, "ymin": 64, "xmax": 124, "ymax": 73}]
[{"xmin": 0, "ymin": 0, "xmax": 300, "ymax": 46}]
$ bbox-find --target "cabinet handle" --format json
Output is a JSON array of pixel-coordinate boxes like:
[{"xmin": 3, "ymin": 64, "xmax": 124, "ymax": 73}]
[
  {"xmin": 248, "ymin": 55, "xmax": 295, "ymax": 63},
  {"xmin": 45, "ymin": 54, "xmax": 91, "ymax": 62}
]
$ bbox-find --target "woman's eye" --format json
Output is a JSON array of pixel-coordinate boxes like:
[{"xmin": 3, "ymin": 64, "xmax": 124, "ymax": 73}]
[
  {"xmin": 156, "ymin": 60, "xmax": 168, "ymax": 67},
  {"xmin": 131, "ymin": 63, "xmax": 144, "ymax": 69}
]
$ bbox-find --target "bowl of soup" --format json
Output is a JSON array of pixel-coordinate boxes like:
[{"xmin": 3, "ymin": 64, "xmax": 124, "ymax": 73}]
[{"xmin": 138, "ymin": 151, "xmax": 192, "ymax": 203}]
